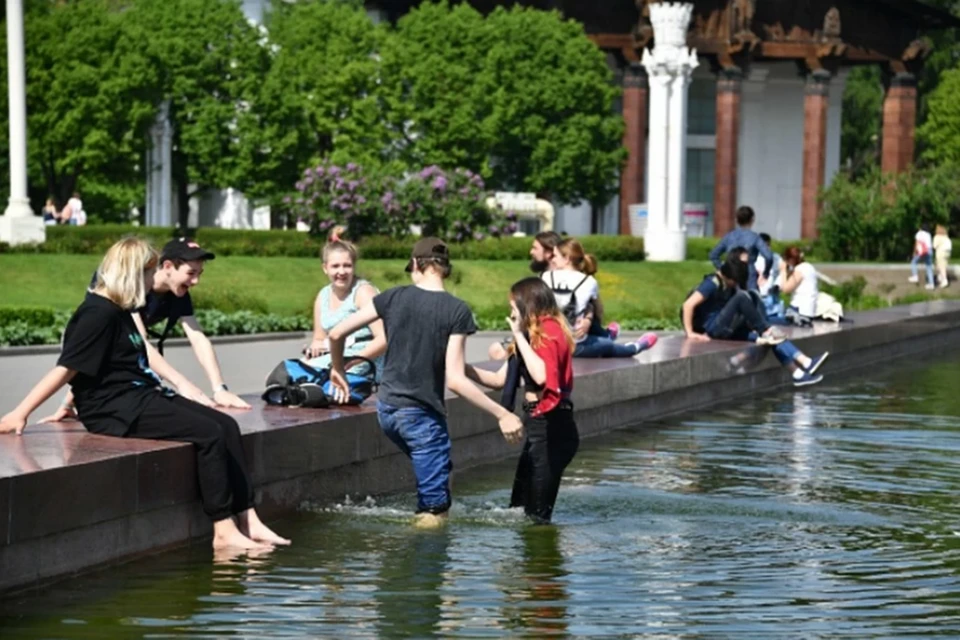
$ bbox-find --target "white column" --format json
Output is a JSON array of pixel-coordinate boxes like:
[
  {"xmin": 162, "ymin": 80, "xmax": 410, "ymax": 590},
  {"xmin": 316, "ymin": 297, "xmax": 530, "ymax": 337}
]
[
  {"xmin": 645, "ymin": 74, "xmax": 670, "ymax": 236},
  {"xmin": 146, "ymin": 101, "xmax": 174, "ymax": 227},
  {"xmin": 640, "ymin": 2, "xmax": 696, "ymax": 262},
  {"xmin": 0, "ymin": 0, "xmax": 44, "ymax": 245},
  {"xmin": 666, "ymin": 72, "xmax": 692, "ymax": 233}
]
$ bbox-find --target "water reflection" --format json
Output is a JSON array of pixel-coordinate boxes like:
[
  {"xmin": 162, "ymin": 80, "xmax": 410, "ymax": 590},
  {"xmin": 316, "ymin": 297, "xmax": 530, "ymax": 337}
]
[
  {"xmin": 502, "ymin": 526, "xmax": 569, "ymax": 638},
  {"xmin": 375, "ymin": 530, "xmax": 451, "ymax": 638}
]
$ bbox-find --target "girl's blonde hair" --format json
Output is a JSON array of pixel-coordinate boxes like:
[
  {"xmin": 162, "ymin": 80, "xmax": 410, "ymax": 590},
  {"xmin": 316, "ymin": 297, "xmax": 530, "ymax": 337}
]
[
  {"xmin": 92, "ymin": 237, "xmax": 159, "ymax": 310},
  {"xmin": 556, "ymin": 238, "xmax": 598, "ymax": 276},
  {"xmin": 322, "ymin": 225, "xmax": 359, "ymax": 264}
]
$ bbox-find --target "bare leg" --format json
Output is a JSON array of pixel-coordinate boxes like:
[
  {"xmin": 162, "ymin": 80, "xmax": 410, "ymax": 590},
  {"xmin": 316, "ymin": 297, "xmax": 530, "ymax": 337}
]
[
  {"xmin": 213, "ymin": 516, "xmax": 269, "ymax": 550},
  {"xmin": 237, "ymin": 508, "xmax": 291, "ymax": 546}
]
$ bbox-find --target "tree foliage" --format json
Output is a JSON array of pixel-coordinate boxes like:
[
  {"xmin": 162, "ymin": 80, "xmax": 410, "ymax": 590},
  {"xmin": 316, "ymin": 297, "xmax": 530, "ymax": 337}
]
[
  {"xmin": 0, "ymin": 0, "xmax": 156, "ymax": 220},
  {"xmin": 918, "ymin": 66, "xmax": 960, "ymax": 165},
  {"xmin": 254, "ymin": 0, "xmax": 394, "ymax": 202},
  {"xmin": 840, "ymin": 66, "xmax": 883, "ymax": 173},
  {"xmin": 379, "ymin": 2, "xmax": 625, "ymax": 206},
  {"xmin": 124, "ymin": 0, "xmax": 269, "ymax": 225}
]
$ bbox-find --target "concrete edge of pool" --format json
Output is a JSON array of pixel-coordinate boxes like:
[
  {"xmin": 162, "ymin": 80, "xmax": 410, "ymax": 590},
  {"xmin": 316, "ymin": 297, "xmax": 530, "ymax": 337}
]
[{"xmin": 2, "ymin": 300, "xmax": 960, "ymax": 594}]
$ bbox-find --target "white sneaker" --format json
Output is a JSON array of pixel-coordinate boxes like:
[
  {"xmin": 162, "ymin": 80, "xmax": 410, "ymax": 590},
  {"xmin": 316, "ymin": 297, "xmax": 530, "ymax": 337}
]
[
  {"xmin": 940, "ymin": 281, "xmax": 949, "ymax": 289},
  {"xmin": 756, "ymin": 328, "xmax": 787, "ymax": 346},
  {"xmin": 908, "ymin": 275, "xmax": 919, "ymax": 283},
  {"xmin": 925, "ymin": 283, "xmax": 935, "ymax": 290}
]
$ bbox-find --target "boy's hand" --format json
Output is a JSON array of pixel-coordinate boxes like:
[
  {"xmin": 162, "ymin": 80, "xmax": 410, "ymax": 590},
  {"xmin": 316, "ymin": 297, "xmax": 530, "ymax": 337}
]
[
  {"xmin": 329, "ymin": 367, "xmax": 350, "ymax": 404},
  {"xmin": 498, "ymin": 413, "xmax": 524, "ymax": 444},
  {"xmin": 213, "ymin": 389, "xmax": 251, "ymax": 410}
]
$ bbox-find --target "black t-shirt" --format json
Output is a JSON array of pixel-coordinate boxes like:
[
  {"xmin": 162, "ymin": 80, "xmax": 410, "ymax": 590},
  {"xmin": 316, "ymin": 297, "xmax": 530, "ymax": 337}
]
[
  {"xmin": 373, "ymin": 285, "xmax": 477, "ymax": 416},
  {"xmin": 88, "ymin": 270, "xmax": 193, "ymax": 339},
  {"xmin": 58, "ymin": 295, "xmax": 173, "ymax": 436},
  {"xmin": 686, "ymin": 274, "xmax": 734, "ymax": 333}
]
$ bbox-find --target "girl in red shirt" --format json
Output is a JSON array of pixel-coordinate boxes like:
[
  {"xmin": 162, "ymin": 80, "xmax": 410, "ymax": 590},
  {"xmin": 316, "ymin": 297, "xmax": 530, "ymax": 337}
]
[{"xmin": 467, "ymin": 277, "xmax": 579, "ymax": 523}]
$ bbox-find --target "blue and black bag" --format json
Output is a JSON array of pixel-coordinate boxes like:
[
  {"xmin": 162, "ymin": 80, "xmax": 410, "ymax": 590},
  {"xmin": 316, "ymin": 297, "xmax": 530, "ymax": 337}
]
[{"xmin": 262, "ymin": 357, "xmax": 377, "ymax": 408}]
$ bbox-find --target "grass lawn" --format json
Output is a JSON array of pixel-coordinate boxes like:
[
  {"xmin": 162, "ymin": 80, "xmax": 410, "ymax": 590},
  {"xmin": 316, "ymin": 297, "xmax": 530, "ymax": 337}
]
[{"xmin": 0, "ymin": 254, "xmax": 712, "ymax": 320}]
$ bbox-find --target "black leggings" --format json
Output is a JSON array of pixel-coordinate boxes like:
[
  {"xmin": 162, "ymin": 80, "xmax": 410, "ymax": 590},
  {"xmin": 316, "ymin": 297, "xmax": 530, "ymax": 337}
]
[
  {"xmin": 509, "ymin": 403, "xmax": 580, "ymax": 524},
  {"xmin": 128, "ymin": 394, "xmax": 255, "ymax": 522}
]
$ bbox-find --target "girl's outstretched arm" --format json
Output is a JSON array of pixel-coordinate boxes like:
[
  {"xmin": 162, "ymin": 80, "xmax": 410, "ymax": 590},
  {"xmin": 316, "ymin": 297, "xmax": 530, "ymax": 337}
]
[{"xmin": 0, "ymin": 366, "xmax": 77, "ymax": 435}]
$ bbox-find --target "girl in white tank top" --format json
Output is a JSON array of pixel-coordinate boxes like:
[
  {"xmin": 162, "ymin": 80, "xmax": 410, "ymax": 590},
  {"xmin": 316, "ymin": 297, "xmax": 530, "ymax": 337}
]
[{"xmin": 779, "ymin": 247, "xmax": 818, "ymax": 319}]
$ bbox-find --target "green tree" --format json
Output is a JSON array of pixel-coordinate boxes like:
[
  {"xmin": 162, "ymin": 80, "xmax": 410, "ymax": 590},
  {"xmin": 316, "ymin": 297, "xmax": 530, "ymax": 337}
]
[
  {"xmin": 253, "ymin": 0, "xmax": 395, "ymax": 203},
  {"xmin": 840, "ymin": 66, "xmax": 883, "ymax": 173},
  {"xmin": 125, "ymin": 0, "xmax": 269, "ymax": 225},
  {"xmin": 918, "ymin": 66, "xmax": 960, "ymax": 165},
  {"xmin": 0, "ymin": 0, "xmax": 156, "ymax": 220},
  {"xmin": 379, "ymin": 2, "xmax": 625, "ymax": 206}
]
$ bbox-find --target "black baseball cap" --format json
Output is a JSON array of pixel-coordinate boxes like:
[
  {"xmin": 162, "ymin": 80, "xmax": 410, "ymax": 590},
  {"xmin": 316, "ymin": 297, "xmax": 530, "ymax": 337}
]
[
  {"xmin": 405, "ymin": 237, "xmax": 449, "ymax": 272},
  {"xmin": 161, "ymin": 237, "xmax": 216, "ymax": 262}
]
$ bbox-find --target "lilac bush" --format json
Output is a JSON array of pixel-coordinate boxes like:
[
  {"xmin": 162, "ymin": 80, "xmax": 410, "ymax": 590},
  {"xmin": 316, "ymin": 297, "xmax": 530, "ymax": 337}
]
[{"xmin": 291, "ymin": 161, "xmax": 516, "ymax": 241}]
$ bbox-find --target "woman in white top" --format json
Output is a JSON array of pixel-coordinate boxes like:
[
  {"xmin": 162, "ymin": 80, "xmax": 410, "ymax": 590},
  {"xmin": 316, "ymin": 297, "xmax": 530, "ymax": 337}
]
[
  {"xmin": 542, "ymin": 238, "xmax": 656, "ymax": 358},
  {"xmin": 61, "ymin": 192, "xmax": 86, "ymax": 226},
  {"xmin": 778, "ymin": 246, "xmax": 818, "ymax": 321}
]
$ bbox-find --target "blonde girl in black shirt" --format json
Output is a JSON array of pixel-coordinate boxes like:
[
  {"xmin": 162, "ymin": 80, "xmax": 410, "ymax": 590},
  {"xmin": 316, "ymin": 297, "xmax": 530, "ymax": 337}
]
[{"xmin": 0, "ymin": 238, "xmax": 288, "ymax": 551}]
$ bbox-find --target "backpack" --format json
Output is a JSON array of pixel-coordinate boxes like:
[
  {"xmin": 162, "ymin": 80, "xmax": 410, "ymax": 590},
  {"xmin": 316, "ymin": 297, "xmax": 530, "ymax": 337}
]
[
  {"xmin": 549, "ymin": 272, "xmax": 589, "ymax": 328},
  {"xmin": 262, "ymin": 357, "xmax": 377, "ymax": 408},
  {"xmin": 679, "ymin": 273, "xmax": 727, "ymax": 327}
]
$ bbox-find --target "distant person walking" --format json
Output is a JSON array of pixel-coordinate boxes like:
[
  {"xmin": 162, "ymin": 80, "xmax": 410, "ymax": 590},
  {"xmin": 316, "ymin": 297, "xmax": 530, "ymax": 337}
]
[
  {"xmin": 934, "ymin": 225, "xmax": 952, "ymax": 289},
  {"xmin": 61, "ymin": 192, "xmax": 86, "ymax": 226},
  {"xmin": 709, "ymin": 206, "xmax": 774, "ymax": 291},
  {"xmin": 908, "ymin": 223, "xmax": 935, "ymax": 290}
]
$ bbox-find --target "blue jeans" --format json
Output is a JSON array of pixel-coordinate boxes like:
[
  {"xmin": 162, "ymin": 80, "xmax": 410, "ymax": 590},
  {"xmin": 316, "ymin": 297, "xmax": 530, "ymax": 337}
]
[
  {"xmin": 911, "ymin": 253, "xmax": 934, "ymax": 285},
  {"xmin": 377, "ymin": 401, "xmax": 452, "ymax": 514},
  {"xmin": 574, "ymin": 335, "xmax": 637, "ymax": 358}
]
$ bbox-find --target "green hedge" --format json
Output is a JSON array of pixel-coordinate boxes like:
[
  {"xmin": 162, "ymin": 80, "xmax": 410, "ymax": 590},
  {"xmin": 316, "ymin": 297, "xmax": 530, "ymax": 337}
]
[
  {"xmin": 0, "ymin": 225, "xmax": 651, "ymax": 261},
  {"xmin": 0, "ymin": 224, "xmax": 819, "ymax": 263},
  {"xmin": 0, "ymin": 304, "xmax": 681, "ymax": 346}
]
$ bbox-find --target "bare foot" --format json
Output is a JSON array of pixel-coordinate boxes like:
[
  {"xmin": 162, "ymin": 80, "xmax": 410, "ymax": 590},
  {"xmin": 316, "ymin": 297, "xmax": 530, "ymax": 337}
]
[
  {"xmin": 212, "ymin": 528, "xmax": 268, "ymax": 551},
  {"xmin": 413, "ymin": 512, "xmax": 449, "ymax": 529},
  {"xmin": 237, "ymin": 509, "xmax": 292, "ymax": 546}
]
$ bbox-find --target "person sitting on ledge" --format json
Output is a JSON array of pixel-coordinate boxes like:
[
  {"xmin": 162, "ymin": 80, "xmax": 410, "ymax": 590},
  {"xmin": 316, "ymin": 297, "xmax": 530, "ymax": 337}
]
[
  {"xmin": 544, "ymin": 238, "xmax": 656, "ymax": 358},
  {"xmin": 301, "ymin": 226, "xmax": 385, "ymax": 376},
  {"xmin": 681, "ymin": 256, "xmax": 829, "ymax": 387},
  {"xmin": 0, "ymin": 237, "xmax": 288, "ymax": 550},
  {"xmin": 48, "ymin": 237, "xmax": 250, "ymax": 424},
  {"xmin": 489, "ymin": 231, "xmax": 619, "ymax": 361}
]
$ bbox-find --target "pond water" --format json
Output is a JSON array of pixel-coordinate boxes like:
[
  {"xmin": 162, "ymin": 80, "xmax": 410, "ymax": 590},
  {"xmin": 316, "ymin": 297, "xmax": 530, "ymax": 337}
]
[{"xmin": 4, "ymin": 354, "xmax": 960, "ymax": 638}]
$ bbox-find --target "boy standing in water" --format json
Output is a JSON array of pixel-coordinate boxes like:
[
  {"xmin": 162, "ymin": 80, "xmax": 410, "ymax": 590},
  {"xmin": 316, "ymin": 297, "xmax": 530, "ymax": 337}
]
[{"xmin": 327, "ymin": 238, "xmax": 524, "ymax": 527}]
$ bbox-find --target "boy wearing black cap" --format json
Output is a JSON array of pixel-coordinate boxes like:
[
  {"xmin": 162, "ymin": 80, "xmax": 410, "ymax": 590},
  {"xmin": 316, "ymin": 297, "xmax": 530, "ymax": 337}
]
[
  {"xmin": 48, "ymin": 238, "xmax": 248, "ymax": 422},
  {"xmin": 327, "ymin": 237, "xmax": 524, "ymax": 527}
]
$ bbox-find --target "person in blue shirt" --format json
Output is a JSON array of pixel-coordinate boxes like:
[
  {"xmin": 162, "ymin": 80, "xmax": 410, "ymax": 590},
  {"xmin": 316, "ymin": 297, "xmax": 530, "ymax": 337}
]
[
  {"xmin": 709, "ymin": 206, "xmax": 774, "ymax": 291},
  {"xmin": 681, "ymin": 257, "xmax": 829, "ymax": 387}
]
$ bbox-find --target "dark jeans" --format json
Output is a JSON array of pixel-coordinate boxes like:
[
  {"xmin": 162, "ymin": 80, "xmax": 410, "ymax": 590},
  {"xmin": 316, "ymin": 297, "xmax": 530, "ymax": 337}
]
[
  {"xmin": 128, "ymin": 394, "xmax": 254, "ymax": 522},
  {"xmin": 574, "ymin": 335, "xmax": 637, "ymax": 358},
  {"xmin": 510, "ymin": 403, "xmax": 580, "ymax": 524},
  {"xmin": 704, "ymin": 290, "xmax": 771, "ymax": 340}
]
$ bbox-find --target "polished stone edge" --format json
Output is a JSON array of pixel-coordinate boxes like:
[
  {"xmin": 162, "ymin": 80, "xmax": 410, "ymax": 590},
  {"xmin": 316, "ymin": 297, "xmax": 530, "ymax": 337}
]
[{"xmin": 3, "ymin": 302, "xmax": 960, "ymax": 594}]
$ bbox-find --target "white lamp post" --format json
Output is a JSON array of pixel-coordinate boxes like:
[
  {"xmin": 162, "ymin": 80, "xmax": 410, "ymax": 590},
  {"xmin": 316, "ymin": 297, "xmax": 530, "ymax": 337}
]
[{"xmin": 0, "ymin": 0, "xmax": 44, "ymax": 245}]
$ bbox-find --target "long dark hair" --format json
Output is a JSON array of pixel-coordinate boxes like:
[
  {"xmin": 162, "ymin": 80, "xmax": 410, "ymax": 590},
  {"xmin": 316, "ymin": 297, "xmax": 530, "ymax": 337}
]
[
  {"xmin": 509, "ymin": 277, "xmax": 574, "ymax": 350},
  {"xmin": 720, "ymin": 256, "xmax": 748, "ymax": 289}
]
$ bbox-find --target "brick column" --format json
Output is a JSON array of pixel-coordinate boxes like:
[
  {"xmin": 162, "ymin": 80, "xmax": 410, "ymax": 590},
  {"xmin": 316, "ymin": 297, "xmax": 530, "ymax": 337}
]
[
  {"xmin": 881, "ymin": 72, "xmax": 917, "ymax": 175},
  {"xmin": 713, "ymin": 69, "xmax": 742, "ymax": 237},
  {"xmin": 619, "ymin": 63, "xmax": 648, "ymax": 235},
  {"xmin": 801, "ymin": 70, "xmax": 830, "ymax": 240}
]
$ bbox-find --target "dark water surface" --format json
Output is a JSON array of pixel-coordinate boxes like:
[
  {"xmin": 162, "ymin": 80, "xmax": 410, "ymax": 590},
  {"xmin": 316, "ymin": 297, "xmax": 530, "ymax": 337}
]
[{"xmin": 5, "ymin": 354, "xmax": 960, "ymax": 638}]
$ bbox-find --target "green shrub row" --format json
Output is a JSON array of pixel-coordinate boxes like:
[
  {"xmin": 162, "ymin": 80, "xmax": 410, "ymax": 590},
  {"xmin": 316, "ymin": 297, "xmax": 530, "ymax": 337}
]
[
  {"xmin": 0, "ymin": 225, "xmax": 651, "ymax": 260},
  {"xmin": 0, "ymin": 305, "xmax": 683, "ymax": 347},
  {"xmin": 0, "ymin": 224, "xmax": 820, "ymax": 262}
]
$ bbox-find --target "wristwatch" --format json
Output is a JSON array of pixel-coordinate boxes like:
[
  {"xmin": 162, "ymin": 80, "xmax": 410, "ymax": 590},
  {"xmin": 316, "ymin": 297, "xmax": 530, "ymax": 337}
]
[{"xmin": 214, "ymin": 383, "xmax": 229, "ymax": 393}]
